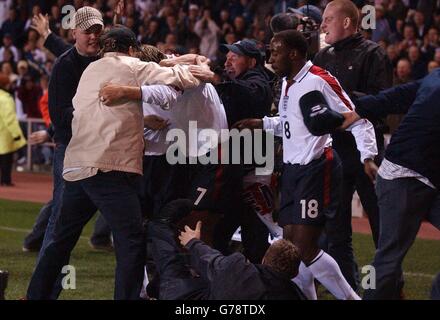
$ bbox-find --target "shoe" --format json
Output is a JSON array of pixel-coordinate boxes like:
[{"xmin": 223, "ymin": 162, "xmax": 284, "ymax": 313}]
[
  {"xmin": 16, "ymin": 157, "xmax": 26, "ymax": 165},
  {"xmin": 0, "ymin": 182, "xmax": 14, "ymax": 187},
  {"xmin": 88, "ymin": 240, "xmax": 114, "ymax": 252},
  {"xmin": 22, "ymin": 245, "xmax": 41, "ymax": 253}
]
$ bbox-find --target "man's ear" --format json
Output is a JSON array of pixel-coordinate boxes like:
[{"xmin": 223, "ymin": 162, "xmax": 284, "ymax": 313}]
[
  {"xmin": 72, "ymin": 29, "xmax": 77, "ymax": 40},
  {"xmin": 343, "ymin": 17, "xmax": 351, "ymax": 29},
  {"xmin": 128, "ymin": 46, "xmax": 135, "ymax": 57},
  {"xmin": 290, "ymin": 49, "xmax": 299, "ymax": 60},
  {"xmin": 249, "ymin": 57, "xmax": 257, "ymax": 68}
]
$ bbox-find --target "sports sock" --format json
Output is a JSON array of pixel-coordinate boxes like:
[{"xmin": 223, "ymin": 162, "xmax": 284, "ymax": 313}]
[
  {"xmin": 307, "ymin": 250, "xmax": 360, "ymax": 300},
  {"xmin": 140, "ymin": 265, "xmax": 149, "ymax": 299},
  {"xmin": 292, "ymin": 262, "xmax": 317, "ymax": 300}
]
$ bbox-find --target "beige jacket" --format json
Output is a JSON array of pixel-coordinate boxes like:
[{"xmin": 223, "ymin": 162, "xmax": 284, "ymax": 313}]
[{"xmin": 64, "ymin": 53, "xmax": 200, "ymax": 176}]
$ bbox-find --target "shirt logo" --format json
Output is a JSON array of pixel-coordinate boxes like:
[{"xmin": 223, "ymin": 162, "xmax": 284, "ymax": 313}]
[{"xmin": 310, "ymin": 105, "xmax": 327, "ymax": 117}]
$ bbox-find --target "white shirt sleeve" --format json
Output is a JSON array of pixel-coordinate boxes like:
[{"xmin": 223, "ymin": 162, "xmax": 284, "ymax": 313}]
[
  {"xmin": 346, "ymin": 118, "xmax": 378, "ymax": 163},
  {"xmin": 263, "ymin": 116, "xmax": 283, "ymax": 137},
  {"xmin": 141, "ymin": 85, "xmax": 181, "ymax": 109},
  {"xmin": 320, "ymin": 81, "xmax": 378, "ymax": 163}
]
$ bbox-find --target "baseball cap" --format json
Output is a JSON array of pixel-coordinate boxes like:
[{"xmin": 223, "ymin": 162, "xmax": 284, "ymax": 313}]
[
  {"xmin": 220, "ymin": 39, "xmax": 264, "ymax": 61},
  {"xmin": 73, "ymin": 6, "xmax": 104, "ymax": 31},
  {"xmin": 100, "ymin": 25, "xmax": 140, "ymax": 51},
  {"xmin": 288, "ymin": 5, "xmax": 322, "ymax": 24},
  {"xmin": 299, "ymin": 90, "xmax": 344, "ymax": 136}
]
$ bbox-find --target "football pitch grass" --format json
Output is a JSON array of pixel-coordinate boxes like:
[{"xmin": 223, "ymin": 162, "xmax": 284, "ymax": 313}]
[{"xmin": 1, "ymin": 198, "xmax": 439, "ymax": 300}]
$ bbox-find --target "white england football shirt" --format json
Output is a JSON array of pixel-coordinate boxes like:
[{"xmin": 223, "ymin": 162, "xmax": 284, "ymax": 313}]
[
  {"xmin": 263, "ymin": 60, "xmax": 377, "ymax": 165},
  {"xmin": 141, "ymin": 83, "xmax": 228, "ymax": 157}
]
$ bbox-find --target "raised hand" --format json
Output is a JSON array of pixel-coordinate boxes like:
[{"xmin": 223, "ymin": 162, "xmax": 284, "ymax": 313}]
[{"xmin": 178, "ymin": 221, "xmax": 202, "ymax": 246}]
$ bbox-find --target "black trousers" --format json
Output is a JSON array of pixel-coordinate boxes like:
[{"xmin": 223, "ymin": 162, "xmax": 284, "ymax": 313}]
[
  {"xmin": 322, "ymin": 157, "xmax": 380, "ymax": 292},
  {"xmin": 0, "ymin": 152, "xmax": 13, "ymax": 185}
]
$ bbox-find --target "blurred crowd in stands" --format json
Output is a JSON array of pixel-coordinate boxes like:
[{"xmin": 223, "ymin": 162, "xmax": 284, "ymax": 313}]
[{"xmin": 0, "ymin": 0, "xmax": 439, "ymax": 171}]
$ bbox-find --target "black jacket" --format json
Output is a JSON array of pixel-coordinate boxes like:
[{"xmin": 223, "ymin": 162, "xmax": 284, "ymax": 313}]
[
  {"xmin": 44, "ymin": 33, "xmax": 72, "ymax": 58},
  {"xmin": 356, "ymin": 70, "xmax": 440, "ymax": 189},
  {"xmin": 47, "ymin": 41, "xmax": 98, "ymax": 145},
  {"xmin": 186, "ymin": 238, "xmax": 306, "ymax": 300},
  {"xmin": 215, "ymin": 65, "xmax": 274, "ymax": 128},
  {"xmin": 313, "ymin": 33, "xmax": 393, "ymax": 164}
]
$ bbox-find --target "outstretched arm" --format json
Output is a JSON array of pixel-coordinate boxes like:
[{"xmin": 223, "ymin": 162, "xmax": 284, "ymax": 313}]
[
  {"xmin": 159, "ymin": 54, "xmax": 210, "ymax": 67},
  {"xmin": 354, "ymin": 80, "xmax": 421, "ymax": 120},
  {"xmin": 113, "ymin": 0, "xmax": 125, "ymax": 25},
  {"xmin": 99, "ymin": 83, "xmax": 181, "ymax": 107},
  {"xmin": 31, "ymin": 13, "xmax": 71, "ymax": 57},
  {"xmin": 181, "ymin": 222, "xmax": 255, "ymax": 282}
]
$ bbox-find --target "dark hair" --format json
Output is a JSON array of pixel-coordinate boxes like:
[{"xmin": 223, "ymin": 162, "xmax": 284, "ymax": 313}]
[
  {"xmin": 273, "ymin": 30, "xmax": 308, "ymax": 58},
  {"xmin": 263, "ymin": 239, "xmax": 301, "ymax": 278},
  {"xmin": 0, "ymin": 73, "xmax": 10, "ymax": 89},
  {"xmin": 99, "ymin": 25, "xmax": 139, "ymax": 56},
  {"xmin": 270, "ymin": 13, "xmax": 299, "ymax": 33}
]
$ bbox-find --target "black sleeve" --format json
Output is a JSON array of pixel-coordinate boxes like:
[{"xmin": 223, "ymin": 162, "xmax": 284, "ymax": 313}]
[
  {"xmin": 312, "ymin": 48, "xmax": 326, "ymax": 68},
  {"xmin": 355, "ymin": 80, "xmax": 422, "ymax": 119},
  {"xmin": 48, "ymin": 61, "xmax": 74, "ymax": 128},
  {"xmin": 216, "ymin": 75, "xmax": 272, "ymax": 125},
  {"xmin": 224, "ymin": 77, "xmax": 268, "ymax": 99},
  {"xmin": 186, "ymin": 239, "xmax": 253, "ymax": 280},
  {"xmin": 44, "ymin": 33, "xmax": 72, "ymax": 58},
  {"xmin": 362, "ymin": 46, "xmax": 393, "ymax": 95}
]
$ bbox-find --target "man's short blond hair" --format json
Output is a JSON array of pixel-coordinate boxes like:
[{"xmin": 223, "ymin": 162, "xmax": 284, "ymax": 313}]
[
  {"xmin": 328, "ymin": 0, "xmax": 360, "ymax": 28},
  {"xmin": 263, "ymin": 239, "xmax": 301, "ymax": 278}
]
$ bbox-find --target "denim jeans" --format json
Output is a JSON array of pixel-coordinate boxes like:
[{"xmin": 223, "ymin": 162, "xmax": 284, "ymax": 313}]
[
  {"xmin": 322, "ymin": 160, "xmax": 381, "ymax": 292},
  {"xmin": 363, "ymin": 176, "xmax": 440, "ymax": 299},
  {"xmin": 90, "ymin": 214, "xmax": 112, "ymax": 246},
  {"xmin": 23, "ymin": 200, "xmax": 53, "ymax": 250},
  {"xmin": 25, "ymin": 199, "xmax": 111, "ymax": 250},
  {"xmin": 27, "ymin": 171, "xmax": 146, "ymax": 300},
  {"xmin": 38, "ymin": 143, "xmax": 66, "ymax": 259}
]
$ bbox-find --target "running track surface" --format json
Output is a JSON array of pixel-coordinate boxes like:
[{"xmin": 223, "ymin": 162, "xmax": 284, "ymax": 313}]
[{"xmin": 1, "ymin": 172, "xmax": 439, "ymax": 240}]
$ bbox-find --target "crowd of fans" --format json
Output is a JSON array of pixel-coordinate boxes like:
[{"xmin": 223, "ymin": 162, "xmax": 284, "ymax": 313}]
[
  {"xmin": 0, "ymin": 0, "xmax": 439, "ymax": 300},
  {"xmin": 0, "ymin": 0, "xmax": 439, "ymax": 169}
]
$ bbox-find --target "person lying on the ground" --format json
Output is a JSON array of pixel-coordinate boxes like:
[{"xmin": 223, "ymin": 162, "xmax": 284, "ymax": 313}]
[{"xmin": 148, "ymin": 199, "xmax": 307, "ymax": 300}]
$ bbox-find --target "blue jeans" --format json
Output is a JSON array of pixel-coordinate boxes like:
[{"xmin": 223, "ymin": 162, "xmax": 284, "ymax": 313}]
[
  {"xmin": 27, "ymin": 171, "xmax": 146, "ymax": 300},
  {"xmin": 25, "ymin": 200, "xmax": 111, "ymax": 250},
  {"xmin": 38, "ymin": 144, "xmax": 66, "ymax": 259},
  {"xmin": 23, "ymin": 200, "xmax": 53, "ymax": 250},
  {"xmin": 363, "ymin": 176, "xmax": 440, "ymax": 299},
  {"xmin": 38, "ymin": 143, "xmax": 111, "ymax": 250}
]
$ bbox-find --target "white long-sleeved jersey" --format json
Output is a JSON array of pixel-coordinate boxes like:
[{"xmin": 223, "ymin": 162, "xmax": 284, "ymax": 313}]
[
  {"xmin": 141, "ymin": 83, "xmax": 228, "ymax": 157},
  {"xmin": 263, "ymin": 60, "xmax": 377, "ymax": 165}
]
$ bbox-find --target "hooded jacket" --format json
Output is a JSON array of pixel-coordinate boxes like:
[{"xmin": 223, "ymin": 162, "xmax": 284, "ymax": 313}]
[{"xmin": 0, "ymin": 89, "xmax": 26, "ymax": 155}]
